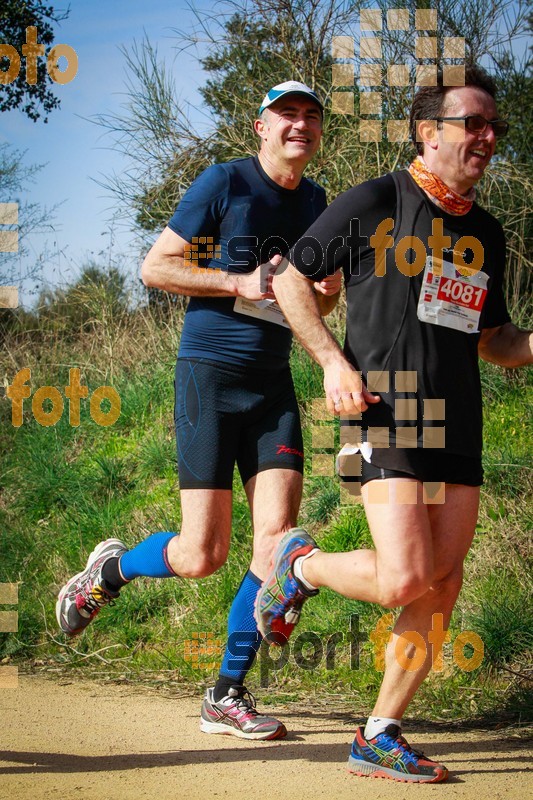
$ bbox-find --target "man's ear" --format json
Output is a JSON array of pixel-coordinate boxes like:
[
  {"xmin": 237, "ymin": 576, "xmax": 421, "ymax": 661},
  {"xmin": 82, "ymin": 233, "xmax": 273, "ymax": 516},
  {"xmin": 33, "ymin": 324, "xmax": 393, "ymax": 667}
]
[
  {"xmin": 254, "ymin": 117, "xmax": 268, "ymax": 141},
  {"xmin": 417, "ymin": 119, "xmax": 438, "ymax": 151}
]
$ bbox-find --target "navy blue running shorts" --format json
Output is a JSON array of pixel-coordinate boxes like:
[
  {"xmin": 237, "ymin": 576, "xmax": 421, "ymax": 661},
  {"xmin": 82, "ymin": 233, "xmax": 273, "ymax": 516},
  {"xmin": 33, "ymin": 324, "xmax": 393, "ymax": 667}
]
[{"xmin": 174, "ymin": 358, "xmax": 304, "ymax": 489}]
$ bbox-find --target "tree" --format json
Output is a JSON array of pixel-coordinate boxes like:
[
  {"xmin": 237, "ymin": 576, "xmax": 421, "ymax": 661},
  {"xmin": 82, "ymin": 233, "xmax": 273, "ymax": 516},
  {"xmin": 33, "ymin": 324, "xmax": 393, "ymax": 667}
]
[
  {"xmin": 95, "ymin": 1, "xmax": 363, "ymax": 233},
  {"xmin": 0, "ymin": 1, "xmax": 69, "ymax": 122},
  {"xmin": 97, "ymin": 0, "xmax": 531, "ymax": 308}
]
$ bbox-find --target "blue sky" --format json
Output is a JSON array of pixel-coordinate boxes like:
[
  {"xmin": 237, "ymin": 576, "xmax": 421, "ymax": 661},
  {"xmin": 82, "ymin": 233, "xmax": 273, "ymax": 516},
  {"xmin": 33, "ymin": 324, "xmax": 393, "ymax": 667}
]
[
  {"xmin": 2, "ymin": 1, "xmax": 529, "ymax": 305},
  {"xmin": 1, "ymin": 0, "xmax": 211, "ymax": 304}
]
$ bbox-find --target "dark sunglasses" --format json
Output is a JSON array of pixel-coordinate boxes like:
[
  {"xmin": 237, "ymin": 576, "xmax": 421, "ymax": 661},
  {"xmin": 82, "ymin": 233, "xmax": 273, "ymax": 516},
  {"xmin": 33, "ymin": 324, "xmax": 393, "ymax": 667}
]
[{"xmin": 436, "ymin": 115, "xmax": 509, "ymax": 137}]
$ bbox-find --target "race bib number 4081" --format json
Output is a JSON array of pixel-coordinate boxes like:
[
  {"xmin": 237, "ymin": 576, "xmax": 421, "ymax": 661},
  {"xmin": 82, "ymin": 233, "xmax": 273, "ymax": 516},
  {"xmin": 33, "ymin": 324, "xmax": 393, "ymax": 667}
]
[
  {"xmin": 417, "ymin": 257, "xmax": 489, "ymax": 333},
  {"xmin": 437, "ymin": 278, "xmax": 487, "ymax": 310}
]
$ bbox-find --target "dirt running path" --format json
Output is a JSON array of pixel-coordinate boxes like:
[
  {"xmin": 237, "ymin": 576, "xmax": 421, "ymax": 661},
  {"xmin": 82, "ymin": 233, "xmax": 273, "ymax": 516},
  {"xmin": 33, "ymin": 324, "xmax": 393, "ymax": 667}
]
[{"xmin": 0, "ymin": 676, "xmax": 531, "ymax": 800}]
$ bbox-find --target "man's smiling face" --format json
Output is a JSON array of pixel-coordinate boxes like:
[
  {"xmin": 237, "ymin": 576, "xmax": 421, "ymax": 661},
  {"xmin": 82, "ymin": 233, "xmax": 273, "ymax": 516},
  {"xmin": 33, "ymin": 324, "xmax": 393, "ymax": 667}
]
[
  {"xmin": 257, "ymin": 94, "xmax": 323, "ymax": 167},
  {"xmin": 430, "ymin": 85, "xmax": 498, "ymax": 194}
]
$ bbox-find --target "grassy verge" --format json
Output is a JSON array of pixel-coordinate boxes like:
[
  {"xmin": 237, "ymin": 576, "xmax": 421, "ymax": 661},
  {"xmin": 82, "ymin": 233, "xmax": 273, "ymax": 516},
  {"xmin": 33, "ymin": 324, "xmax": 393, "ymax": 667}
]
[{"xmin": 0, "ymin": 295, "xmax": 531, "ymax": 726}]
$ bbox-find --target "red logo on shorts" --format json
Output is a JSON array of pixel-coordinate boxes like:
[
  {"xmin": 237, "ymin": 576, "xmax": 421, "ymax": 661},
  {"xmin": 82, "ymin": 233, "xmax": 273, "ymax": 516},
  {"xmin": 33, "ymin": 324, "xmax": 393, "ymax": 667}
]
[{"xmin": 276, "ymin": 444, "xmax": 304, "ymax": 458}]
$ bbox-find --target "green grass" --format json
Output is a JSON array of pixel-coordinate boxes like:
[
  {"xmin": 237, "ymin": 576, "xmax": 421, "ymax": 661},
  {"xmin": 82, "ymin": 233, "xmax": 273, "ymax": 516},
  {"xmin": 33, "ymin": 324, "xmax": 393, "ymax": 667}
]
[
  {"xmin": 481, "ymin": 362, "xmax": 532, "ymax": 498},
  {"xmin": 0, "ymin": 305, "xmax": 531, "ymax": 724},
  {"xmin": 463, "ymin": 575, "xmax": 533, "ymax": 668}
]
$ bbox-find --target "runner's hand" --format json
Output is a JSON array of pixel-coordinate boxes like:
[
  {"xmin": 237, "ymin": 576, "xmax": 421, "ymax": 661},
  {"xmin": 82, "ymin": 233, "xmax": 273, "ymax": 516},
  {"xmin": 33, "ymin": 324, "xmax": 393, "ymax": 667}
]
[
  {"xmin": 234, "ymin": 255, "xmax": 281, "ymax": 301},
  {"xmin": 314, "ymin": 269, "xmax": 342, "ymax": 296},
  {"xmin": 324, "ymin": 363, "xmax": 381, "ymax": 415}
]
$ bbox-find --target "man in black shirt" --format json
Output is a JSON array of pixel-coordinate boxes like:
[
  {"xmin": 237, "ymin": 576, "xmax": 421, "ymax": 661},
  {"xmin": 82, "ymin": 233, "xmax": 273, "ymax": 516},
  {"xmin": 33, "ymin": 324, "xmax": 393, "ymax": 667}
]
[{"xmin": 257, "ymin": 66, "xmax": 532, "ymax": 782}]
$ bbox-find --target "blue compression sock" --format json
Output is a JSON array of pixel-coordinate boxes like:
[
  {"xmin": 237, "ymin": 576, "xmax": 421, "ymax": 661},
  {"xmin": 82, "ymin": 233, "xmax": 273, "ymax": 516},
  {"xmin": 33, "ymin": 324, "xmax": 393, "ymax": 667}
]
[
  {"xmin": 119, "ymin": 531, "xmax": 178, "ymax": 580},
  {"xmin": 218, "ymin": 570, "xmax": 263, "ymax": 685}
]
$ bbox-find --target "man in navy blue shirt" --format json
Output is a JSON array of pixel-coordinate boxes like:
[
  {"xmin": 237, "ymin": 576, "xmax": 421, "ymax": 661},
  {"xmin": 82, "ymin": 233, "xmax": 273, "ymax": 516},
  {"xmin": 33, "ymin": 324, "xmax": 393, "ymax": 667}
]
[{"xmin": 57, "ymin": 81, "xmax": 340, "ymax": 739}]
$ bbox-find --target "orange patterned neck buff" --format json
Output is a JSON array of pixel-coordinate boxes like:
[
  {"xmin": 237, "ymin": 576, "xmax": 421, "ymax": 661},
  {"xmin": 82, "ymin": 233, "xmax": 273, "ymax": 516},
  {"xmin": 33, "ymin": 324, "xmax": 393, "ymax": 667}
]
[{"xmin": 408, "ymin": 156, "xmax": 475, "ymax": 215}]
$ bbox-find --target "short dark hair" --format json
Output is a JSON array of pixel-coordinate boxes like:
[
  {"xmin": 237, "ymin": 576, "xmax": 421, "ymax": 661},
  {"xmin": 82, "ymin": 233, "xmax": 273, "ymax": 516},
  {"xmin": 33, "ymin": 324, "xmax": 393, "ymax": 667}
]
[{"xmin": 409, "ymin": 65, "xmax": 497, "ymax": 154}]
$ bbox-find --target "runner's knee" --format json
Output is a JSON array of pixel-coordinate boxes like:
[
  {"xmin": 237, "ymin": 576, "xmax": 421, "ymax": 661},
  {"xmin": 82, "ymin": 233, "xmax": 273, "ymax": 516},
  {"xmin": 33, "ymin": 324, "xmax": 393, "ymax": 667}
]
[
  {"xmin": 168, "ymin": 547, "xmax": 228, "ymax": 578},
  {"xmin": 379, "ymin": 573, "xmax": 432, "ymax": 608},
  {"xmin": 431, "ymin": 565, "xmax": 464, "ymax": 603}
]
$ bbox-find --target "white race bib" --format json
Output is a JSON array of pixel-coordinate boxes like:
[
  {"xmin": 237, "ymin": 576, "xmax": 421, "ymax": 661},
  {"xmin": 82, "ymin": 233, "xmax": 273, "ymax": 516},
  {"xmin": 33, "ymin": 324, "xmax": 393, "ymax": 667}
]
[
  {"xmin": 233, "ymin": 297, "xmax": 290, "ymax": 328},
  {"xmin": 417, "ymin": 256, "xmax": 489, "ymax": 333}
]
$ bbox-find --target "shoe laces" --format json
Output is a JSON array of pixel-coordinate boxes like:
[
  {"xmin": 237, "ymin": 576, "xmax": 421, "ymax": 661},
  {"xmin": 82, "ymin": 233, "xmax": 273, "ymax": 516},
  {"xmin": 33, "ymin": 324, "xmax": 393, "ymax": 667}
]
[
  {"xmin": 81, "ymin": 582, "xmax": 115, "ymax": 614},
  {"xmin": 225, "ymin": 687, "xmax": 259, "ymax": 717},
  {"xmin": 376, "ymin": 726, "xmax": 420, "ymax": 765},
  {"xmin": 395, "ymin": 733, "xmax": 426, "ymax": 760}
]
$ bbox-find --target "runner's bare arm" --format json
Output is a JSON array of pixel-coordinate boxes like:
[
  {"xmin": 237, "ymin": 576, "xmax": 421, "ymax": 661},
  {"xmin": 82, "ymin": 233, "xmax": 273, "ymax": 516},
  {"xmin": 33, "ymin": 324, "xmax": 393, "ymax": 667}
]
[
  {"xmin": 478, "ymin": 322, "xmax": 533, "ymax": 367},
  {"xmin": 273, "ymin": 260, "xmax": 379, "ymax": 414},
  {"xmin": 141, "ymin": 226, "xmax": 276, "ymax": 301}
]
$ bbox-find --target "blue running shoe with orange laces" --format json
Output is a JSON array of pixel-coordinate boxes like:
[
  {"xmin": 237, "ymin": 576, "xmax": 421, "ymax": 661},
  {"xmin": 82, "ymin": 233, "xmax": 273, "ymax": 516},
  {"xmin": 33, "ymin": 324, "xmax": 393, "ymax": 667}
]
[
  {"xmin": 348, "ymin": 724, "xmax": 448, "ymax": 783},
  {"xmin": 255, "ymin": 528, "xmax": 319, "ymax": 640}
]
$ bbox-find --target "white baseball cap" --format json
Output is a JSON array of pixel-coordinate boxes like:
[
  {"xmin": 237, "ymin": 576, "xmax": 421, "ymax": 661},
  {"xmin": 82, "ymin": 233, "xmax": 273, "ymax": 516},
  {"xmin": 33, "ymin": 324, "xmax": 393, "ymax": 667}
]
[{"xmin": 259, "ymin": 81, "xmax": 324, "ymax": 115}]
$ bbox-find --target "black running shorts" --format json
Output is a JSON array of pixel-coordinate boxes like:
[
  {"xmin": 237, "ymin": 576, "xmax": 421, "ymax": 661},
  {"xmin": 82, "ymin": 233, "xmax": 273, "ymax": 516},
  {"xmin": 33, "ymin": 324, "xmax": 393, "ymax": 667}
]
[
  {"xmin": 359, "ymin": 450, "xmax": 483, "ymax": 486},
  {"xmin": 174, "ymin": 358, "xmax": 304, "ymax": 489}
]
